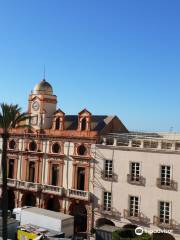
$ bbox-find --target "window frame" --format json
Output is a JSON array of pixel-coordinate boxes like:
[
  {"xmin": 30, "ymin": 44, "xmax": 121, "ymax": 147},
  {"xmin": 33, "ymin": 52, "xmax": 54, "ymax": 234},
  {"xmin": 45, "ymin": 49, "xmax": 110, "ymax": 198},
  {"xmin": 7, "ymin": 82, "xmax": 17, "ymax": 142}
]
[
  {"xmin": 160, "ymin": 165, "xmax": 171, "ymax": 186},
  {"xmin": 104, "ymin": 159, "xmax": 113, "ymax": 179},
  {"xmin": 8, "ymin": 139, "xmax": 16, "ymax": 150},
  {"xmin": 129, "ymin": 195, "xmax": 140, "ymax": 217},
  {"xmin": 103, "ymin": 191, "xmax": 112, "ymax": 211},
  {"xmin": 130, "ymin": 162, "xmax": 141, "ymax": 181},
  {"xmin": 159, "ymin": 201, "xmax": 171, "ymax": 224},
  {"xmin": 51, "ymin": 142, "xmax": 61, "ymax": 154}
]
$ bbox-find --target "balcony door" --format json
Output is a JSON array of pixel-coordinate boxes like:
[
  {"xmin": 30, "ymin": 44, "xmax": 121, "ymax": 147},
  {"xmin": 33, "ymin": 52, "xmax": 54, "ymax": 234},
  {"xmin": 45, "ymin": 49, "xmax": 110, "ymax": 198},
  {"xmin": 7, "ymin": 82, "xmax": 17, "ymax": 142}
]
[
  {"xmin": 8, "ymin": 159, "xmax": 15, "ymax": 179},
  {"xmin": 77, "ymin": 167, "xmax": 85, "ymax": 191},
  {"xmin": 28, "ymin": 161, "xmax": 35, "ymax": 182},
  {"xmin": 51, "ymin": 164, "xmax": 59, "ymax": 186}
]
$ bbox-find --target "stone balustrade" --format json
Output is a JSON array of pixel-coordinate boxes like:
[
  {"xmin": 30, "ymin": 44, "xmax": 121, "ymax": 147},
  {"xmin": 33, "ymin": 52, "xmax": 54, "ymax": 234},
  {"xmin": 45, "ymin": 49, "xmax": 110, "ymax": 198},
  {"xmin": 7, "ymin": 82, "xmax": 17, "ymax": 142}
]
[
  {"xmin": 97, "ymin": 205, "xmax": 121, "ymax": 220},
  {"xmin": 156, "ymin": 178, "xmax": 178, "ymax": 191},
  {"xmin": 101, "ymin": 137, "xmax": 180, "ymax": 151},
  {"xmin": 153, "ymin": 216, "xmax": 176, "ymax": 229},
  {"xmin": 16, "ymin": 180, "xmax": 42, "ymax": 191},
  {"xmin": 127, "ymin": 174, "xmax": 146, "ymax": 186},
  {"xmin": 42, "ymin": 184, "xmax": 63, "ymax": 196},
  {"xmin": 7, "ymin": 178, "xmax": 17, "ymax": 187},
  {"xmin": 67, "ymin": 188, "xmax": 90, "ymax": 201},
  {"xmin": 124, "ymin": 209, "xmax": 150, "ymax": 224}
]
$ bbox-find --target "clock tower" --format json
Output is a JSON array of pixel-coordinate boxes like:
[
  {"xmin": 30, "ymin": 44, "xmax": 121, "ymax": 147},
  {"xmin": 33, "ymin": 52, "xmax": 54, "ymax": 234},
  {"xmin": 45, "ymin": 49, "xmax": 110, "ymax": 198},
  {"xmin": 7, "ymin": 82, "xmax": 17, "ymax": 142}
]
[{"xmin": 28, "ymin": 79, "xmax": 57, "ymax": 129}]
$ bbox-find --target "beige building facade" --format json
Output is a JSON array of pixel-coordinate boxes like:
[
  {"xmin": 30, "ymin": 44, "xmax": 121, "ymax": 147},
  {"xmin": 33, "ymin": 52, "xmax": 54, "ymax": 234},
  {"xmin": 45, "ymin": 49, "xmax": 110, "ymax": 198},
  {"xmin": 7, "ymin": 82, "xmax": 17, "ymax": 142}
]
[
  {"xmin": 1, "ymin": 78, "xmax": 179, "ymax": 239},
  {"xmin": 93, "ymin": 133, "xmax": 180, "ymax": 239}
]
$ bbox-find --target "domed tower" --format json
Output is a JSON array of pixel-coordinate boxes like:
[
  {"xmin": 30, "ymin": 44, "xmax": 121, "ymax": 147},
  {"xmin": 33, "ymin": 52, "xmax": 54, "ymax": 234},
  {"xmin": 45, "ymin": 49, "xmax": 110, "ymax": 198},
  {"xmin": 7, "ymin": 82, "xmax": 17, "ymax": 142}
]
[{"xmin": 28, "ymin": 79, "xmax": 57, "ymax": 129}]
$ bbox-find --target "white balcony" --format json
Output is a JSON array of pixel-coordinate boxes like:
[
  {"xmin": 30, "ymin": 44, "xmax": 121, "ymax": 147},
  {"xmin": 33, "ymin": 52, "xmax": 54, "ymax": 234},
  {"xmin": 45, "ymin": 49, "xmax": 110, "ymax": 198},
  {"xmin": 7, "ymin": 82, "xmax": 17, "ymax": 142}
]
[
  {"xmin": 16, "ymin": 180, "xmax": 42, "ymax": 191},
  {"xmin": 67, "ymin": 189, "xmax": 90, "ymax": 201},
  {"xmin": 42, "ymin": 184, "xmax": 64, "ymax": 196},
  {"xmin": 0, "ymin": 178, "xmax": 17, "ymax": 187},
  {"xmin": 7, "ymin": 178, "xmax": 17, "ymax": 187}
]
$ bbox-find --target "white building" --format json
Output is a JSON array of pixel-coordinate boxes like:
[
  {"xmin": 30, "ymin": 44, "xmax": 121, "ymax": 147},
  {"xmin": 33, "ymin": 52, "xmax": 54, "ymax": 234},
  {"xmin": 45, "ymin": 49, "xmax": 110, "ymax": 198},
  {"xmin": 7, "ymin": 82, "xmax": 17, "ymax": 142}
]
[{"xmin": 93, "ymin": 132, "xmax": 180, "ymax": 240}]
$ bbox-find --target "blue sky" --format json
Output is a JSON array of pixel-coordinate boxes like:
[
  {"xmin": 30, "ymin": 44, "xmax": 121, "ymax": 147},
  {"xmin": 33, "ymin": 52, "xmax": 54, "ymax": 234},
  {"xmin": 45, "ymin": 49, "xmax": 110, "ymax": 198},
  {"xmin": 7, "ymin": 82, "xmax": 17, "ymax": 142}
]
[{"xmin": 0, "ymin": 0, "xmax": 180, "ymax": 132}]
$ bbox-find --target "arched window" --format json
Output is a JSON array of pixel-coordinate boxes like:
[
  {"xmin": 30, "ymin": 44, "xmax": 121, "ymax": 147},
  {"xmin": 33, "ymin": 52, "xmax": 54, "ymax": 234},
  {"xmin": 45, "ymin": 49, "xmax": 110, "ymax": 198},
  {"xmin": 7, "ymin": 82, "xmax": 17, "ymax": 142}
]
[
  {"xmin": 81, "ymin": 118, "xmax": 87, "ymax": 131},
  {"xmin": 46, "ymin": 196, "xmax": 60, "ymax": 212},
  {"xmin": 21, "ymin": 192, "xmax": 36, "ymax": 207},
  {"xmin": 77, "ymin": 145, "xmax": 87, "ymax": 156},
  {"xmin": 55, "ymin": 117, "xmax": 60, "ymax": 130},
  {"xmin": 52, "ymin": 142, "xmax": 61, "ymax": 153},
  {"xmin": 29, "ymin": 141, "xmax": 37, "ymax": 151},
  {"xmin": 69, "ymin": 203, "xmax": 87, "ymax": 233},
  {"xmin": 9, "ymin": 139, "xmax": 16, "ymax": 150}
]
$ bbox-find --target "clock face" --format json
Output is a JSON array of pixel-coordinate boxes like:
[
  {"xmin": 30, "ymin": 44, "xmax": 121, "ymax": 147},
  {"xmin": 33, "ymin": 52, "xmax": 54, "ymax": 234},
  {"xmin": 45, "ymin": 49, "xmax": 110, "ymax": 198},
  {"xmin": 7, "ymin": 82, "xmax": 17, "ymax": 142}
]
[{"xmin": 32, "ymin": 101, "xmax": 40, "ymax": 111}]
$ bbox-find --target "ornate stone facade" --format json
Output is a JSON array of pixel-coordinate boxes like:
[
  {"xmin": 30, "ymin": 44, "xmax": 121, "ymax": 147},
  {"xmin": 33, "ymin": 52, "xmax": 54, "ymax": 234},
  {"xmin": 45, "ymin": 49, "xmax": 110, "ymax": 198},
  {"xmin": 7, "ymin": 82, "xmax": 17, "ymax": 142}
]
[{"xmin": 0, "ymin": 79, "xmax": 127, "ymax": 234}]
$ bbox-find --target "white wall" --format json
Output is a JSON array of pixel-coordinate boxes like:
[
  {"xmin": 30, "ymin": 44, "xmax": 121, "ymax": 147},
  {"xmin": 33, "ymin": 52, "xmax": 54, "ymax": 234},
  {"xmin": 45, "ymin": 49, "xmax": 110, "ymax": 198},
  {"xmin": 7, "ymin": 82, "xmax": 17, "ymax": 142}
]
[{"xmin": 93, "ymin": 144, "xmax": 180, "ymax": 231}]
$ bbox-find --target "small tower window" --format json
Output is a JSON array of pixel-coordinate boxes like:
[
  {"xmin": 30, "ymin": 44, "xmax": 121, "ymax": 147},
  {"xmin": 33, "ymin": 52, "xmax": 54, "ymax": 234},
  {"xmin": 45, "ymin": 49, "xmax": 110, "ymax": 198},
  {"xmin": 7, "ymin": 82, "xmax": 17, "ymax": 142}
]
[
  {"xmin": 77, "ymin": 145, "xmax": 87, "ymax": 156},
  {"xmin": 81, "ymin": 118, "xmax": 87, "ymax": 131},
  {"xmin": 9, "ymin": 140, "xmax": 16, "ymax": 150},
  {"xmin": 55, "ymin": 117, "xmax": 60, "ymax": 130},
  {"xmin": 29, "ymin": 141, "xmax": 37, "ymax": 151},
  {"xmin": 52, "ymin": 143, "xmax": 61, "ymax": 153}
]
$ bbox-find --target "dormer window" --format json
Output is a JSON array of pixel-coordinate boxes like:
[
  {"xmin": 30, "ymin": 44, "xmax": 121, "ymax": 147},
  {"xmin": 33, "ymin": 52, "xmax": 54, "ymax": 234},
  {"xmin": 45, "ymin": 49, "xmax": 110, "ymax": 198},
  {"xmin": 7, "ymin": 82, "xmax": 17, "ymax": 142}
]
[
  {"xmin": 81, "ymin": 118, "xmax": 87, "ymax": 131},
  {"xmin": 77, "ymin": 145, "xmax": 87, "ymax": 156},
  {"xmin": 29, "ymin": 141, "xmax": 37, "ymax": 151},
  {"xmin": 55, "ymin": 117, "xmax": 60, "ymax": 130},
  {"xmin": 9, "ymin": 139, "xmax": 16, "ymax": 150},
  {"xmin": 53, "ymin": 109, "xmax": 65, "ymax": 131},
  {"xmin": 78, "ymin": 109, "xmax": 91, "ymax": 131}
]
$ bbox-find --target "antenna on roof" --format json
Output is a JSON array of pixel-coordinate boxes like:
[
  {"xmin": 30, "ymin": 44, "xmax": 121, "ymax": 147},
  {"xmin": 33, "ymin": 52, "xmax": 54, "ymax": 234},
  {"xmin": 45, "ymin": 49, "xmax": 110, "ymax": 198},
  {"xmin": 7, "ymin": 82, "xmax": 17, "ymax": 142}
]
[
  {"xmin": 169, "ymin": 126, "xmax": 173, "ymax": 133},
  {"xmin": 43, "ymin": 64, "xmax": 46, "ymax": 80}
]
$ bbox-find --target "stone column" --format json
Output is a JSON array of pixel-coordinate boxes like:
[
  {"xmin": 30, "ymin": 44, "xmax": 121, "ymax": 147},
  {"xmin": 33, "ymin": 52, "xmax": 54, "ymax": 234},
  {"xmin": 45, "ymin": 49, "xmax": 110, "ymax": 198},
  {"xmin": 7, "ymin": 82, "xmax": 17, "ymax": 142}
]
[
  {"xmin": 157, "ymin": 141, "xmax": 162, "ymax": 150},
  {"xmin": 102, "ymin": 138, "xmax": 106, "ymax": 145},
  {"xmin": 140, "ymin": 140, "xmax": 144, "ymax": 148},
  {"xmin": 128, "ymin": 140, "xmax": 132, "ymax": 147},
  {"xmin": 113, "ymin": 138, "xmax": 117, "ymax": 146},
  {"xmin": 171, "ymin": 142, "xmax": 176, "ymax": 150},
  {"xmin": 36, "ymin": 194, "xmax": 41, "ymax": 208},
  {"xmin": 17, "ymin": 192, "xmax": 23, "ymax": 207},
  {"xmin": 86, "ymin": 204, "xmax": 93, "ymax": 234}
]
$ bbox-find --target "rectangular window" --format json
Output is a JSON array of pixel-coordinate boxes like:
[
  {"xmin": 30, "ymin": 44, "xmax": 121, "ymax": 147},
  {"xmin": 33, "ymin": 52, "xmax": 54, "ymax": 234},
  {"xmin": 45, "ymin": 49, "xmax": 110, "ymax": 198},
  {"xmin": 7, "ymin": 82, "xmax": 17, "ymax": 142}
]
[
  {"xmin": 104, "ymin": 160, "xmax": 113, "ymax": 178},
  {"xmin": 103, "ymin": 192, "xmax": 111, "ymax": 211},
  {"xmin": 129, "ymin": 196, "xmax": 139, "ymax": 217},
  {"xmin": 131, "ymin": 162, "xmax": 140, "ymax": 181},
  {"xmin": 77, "ymin": 167, "xmax": 85, "ymax": 191},
  {"xmin": 161, "ymin": 165, "xmax": 171, "ymax": 186},
  {"xmin": 28, "ymin": 162, "xmax": 35, "ymax": 182},
  {"xmin": 8, "ymin": 159, "xmax": 15, "ymax": 179},
  {"xmin": 159, "ymin": 201, "xmax": 170, "ymax": 224},
  {"xmin": 51, "ymin": 164, "xmax": 59, "ymax": 186}
]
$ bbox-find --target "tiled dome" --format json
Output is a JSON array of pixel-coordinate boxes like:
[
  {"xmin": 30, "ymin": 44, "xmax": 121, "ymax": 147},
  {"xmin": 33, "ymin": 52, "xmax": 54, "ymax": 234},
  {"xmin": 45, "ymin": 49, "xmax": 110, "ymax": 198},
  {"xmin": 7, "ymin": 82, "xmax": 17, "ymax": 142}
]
[{"xmin": 33, "ymin": 79, "xmax": 53, "ymax": 95}]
